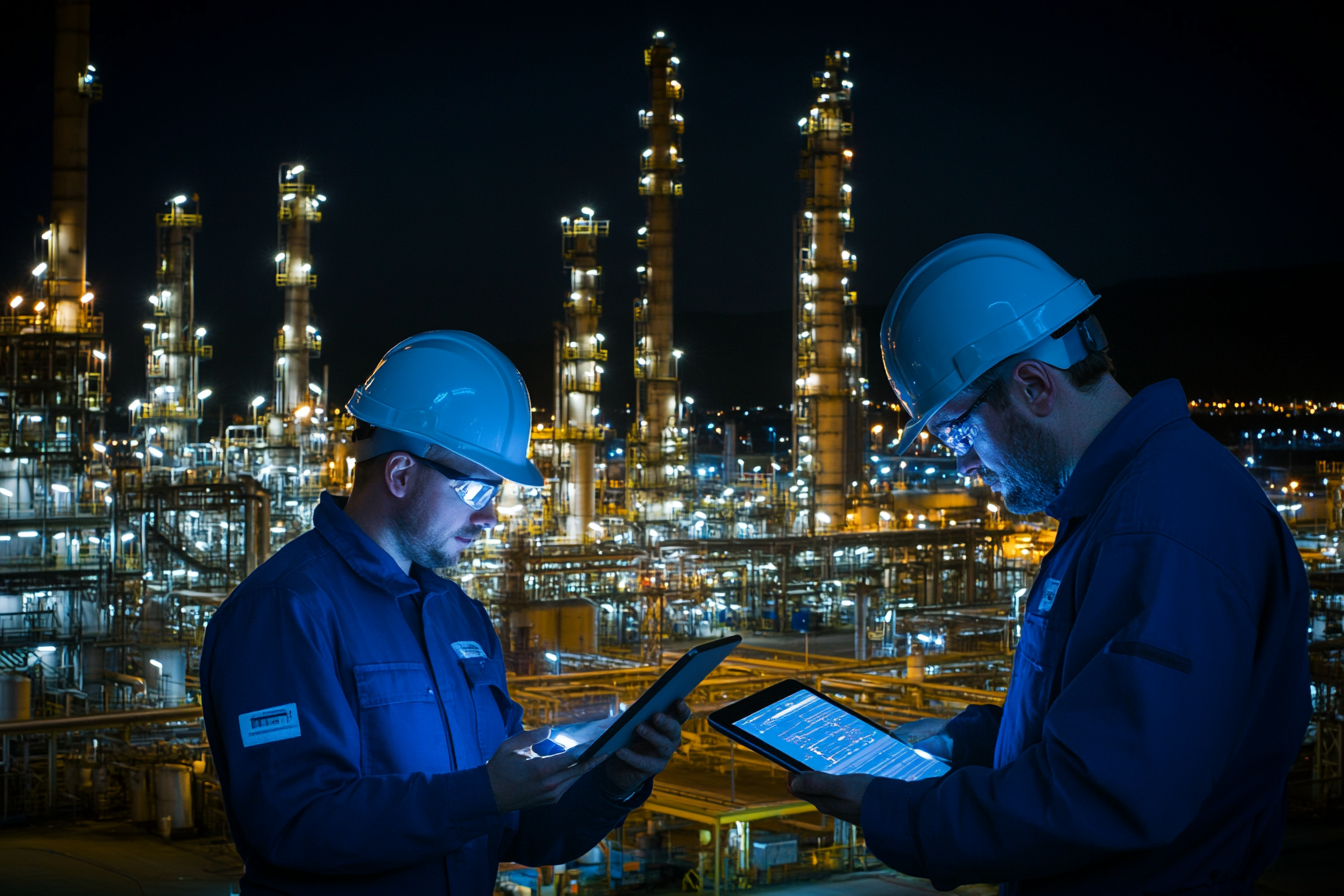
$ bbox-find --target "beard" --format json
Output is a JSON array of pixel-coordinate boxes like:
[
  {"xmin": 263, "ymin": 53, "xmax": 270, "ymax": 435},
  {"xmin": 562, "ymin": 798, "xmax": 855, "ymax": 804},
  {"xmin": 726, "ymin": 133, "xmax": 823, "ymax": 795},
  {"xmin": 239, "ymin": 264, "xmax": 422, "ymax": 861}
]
[
  {"xmin": 391, "ymin": 500, "xmax": 483, "ymax": 570},
  {"xmin": 979, "ymin": 407, "xmax": 1070, "ymax": 515}
]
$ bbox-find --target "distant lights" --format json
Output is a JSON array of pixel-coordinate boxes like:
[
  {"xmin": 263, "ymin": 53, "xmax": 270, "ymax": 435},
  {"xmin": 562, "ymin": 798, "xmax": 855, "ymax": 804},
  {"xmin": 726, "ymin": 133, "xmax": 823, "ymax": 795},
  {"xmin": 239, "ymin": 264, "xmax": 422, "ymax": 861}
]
[
  {"xmin": 282, "ymin": 192, "xmax": 296, "ymax": 201},
  {"xmin": 142, "ymin": 323, "xmax": 156, "ymax": 330},
  {"xmin": 128, "ymin": 399, "xmax": 142, "ymax": 412},
  {"xmin": 197, "ymin": 389, "xmax": 213, "ymax": 400},
  {"xmin": 290, "ymin": 164, "xmax": 305, "ymax": 175},
  {"xmin": 581, "ymin": 206, "xmax": 594, "ymax": 216},
  {"xmin": 275, "ymin": 253, "xmax": 286, "ymax": 262},
  {"xmin": 655, "ymin": 30, "xmax": 665, "ymax": 38},
  {"xmin": 308, "ymin": 383, "xmax": 323, "ymax": 395},
  {"xmin": 41, "ymin": 229, "xmax": 52, "ymax": 240},
  {"xmin": 31, "ymin": 262, "xmax": 47, "ymax": 277},
  {"xmin": 195, "ymin": 327, "xmax": 207, "ymax": 337},
  {"xmin": 80, "ymin": 291, "xmax": 94, "ymax": 303},
  {"xmin": 170, "ymin": 194, "xmax": 187, "ymax": 205},
  {"xmin": 316, "ymin": 194, "xmax": 326, "ymax": 202},
  {"xmin": 8, "ymin": 297, "xmax": 22, "ymax": 309},
  {"xmin": 251, "ymin": 396, "xmax": 266, "ymax": 407}
]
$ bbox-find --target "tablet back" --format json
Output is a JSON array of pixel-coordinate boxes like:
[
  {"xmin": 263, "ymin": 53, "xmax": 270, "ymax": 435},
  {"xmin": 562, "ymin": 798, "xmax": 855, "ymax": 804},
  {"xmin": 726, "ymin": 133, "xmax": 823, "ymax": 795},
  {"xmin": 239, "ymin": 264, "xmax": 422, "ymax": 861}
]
[{"xmin": 576, "ymin": 635, "xmax": 741, "ymax": 762}]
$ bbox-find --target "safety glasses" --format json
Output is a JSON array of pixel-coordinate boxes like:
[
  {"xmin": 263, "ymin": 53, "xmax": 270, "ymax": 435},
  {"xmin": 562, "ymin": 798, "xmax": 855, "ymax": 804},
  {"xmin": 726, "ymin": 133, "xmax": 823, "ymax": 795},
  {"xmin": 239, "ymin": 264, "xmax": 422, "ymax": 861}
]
[
  {"xmin": 934, "ymin": 385, "xmax": 995, "ymax": 457},
  {"xmin": 414, "ymin": 456, "xmax": 503, "ymax": 510}
]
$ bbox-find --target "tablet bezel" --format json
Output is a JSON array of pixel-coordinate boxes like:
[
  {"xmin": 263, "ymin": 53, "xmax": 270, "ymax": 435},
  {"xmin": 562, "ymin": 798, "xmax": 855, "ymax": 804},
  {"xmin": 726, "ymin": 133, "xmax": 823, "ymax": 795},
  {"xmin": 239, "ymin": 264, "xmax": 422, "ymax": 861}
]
[
  {"xmin": 708, "ymin": 678, "xmax": 942, "ymax": 777},
  {"xmin": 573, "ymin": 634, "xmax": 742, "ymax": 762}
]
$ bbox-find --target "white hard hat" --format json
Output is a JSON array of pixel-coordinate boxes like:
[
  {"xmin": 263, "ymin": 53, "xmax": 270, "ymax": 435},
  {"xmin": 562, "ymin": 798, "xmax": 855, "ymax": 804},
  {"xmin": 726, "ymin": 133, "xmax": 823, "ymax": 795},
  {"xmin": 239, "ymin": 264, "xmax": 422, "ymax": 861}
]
[
  {"xmin": 346, "ymin": 330, "xmax": 544, "ymax": 486},
  {"xmin": 880, "ymin": 234, "xmax": 1106, "ymax": 455}
]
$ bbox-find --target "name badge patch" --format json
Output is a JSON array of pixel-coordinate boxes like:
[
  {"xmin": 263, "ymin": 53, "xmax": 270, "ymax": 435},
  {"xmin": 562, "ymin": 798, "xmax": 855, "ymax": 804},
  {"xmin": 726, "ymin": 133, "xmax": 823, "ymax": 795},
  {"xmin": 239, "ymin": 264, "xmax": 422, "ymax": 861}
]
[
  {"xmin": 239, "ymin": 703, "xmax": 302, "ymax": 747},
  {"xmin": 1037, "ymin": 578, "xmax": 1061, "ymax": 613},
  {"xmin": 452, "ymin": 641, "xmax": 487, "ymax": 660}
]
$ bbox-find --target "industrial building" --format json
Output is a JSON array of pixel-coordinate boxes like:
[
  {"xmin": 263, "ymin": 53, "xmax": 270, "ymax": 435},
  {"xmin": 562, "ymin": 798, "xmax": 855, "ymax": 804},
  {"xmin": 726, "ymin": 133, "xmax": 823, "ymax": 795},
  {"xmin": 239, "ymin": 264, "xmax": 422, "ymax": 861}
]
[{"xmin": 1, "ymin": 8, "xmax": 1340, "ymax": 894}]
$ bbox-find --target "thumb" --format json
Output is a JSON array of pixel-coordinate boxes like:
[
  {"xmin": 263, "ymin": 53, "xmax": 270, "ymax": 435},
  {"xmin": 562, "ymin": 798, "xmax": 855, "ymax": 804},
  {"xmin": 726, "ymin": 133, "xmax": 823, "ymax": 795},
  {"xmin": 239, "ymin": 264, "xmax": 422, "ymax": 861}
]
[
  {"xmin": 789, "ymin": 772, "xmax": 838, "ymax": 796},
  {"xmin": 505, "ymin": 726, "xmax": 553, "ymax": 750}
]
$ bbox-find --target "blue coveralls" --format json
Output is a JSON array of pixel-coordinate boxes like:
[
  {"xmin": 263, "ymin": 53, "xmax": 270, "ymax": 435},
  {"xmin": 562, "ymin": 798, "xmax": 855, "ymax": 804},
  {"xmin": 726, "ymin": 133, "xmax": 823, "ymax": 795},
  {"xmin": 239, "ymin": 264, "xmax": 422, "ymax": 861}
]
[
  {"xmin": 862, "ymin": 380, "xmax": 1312, "ymax": 894},
  {"xmin": 200, "ymin": 493, "xmax": 649, "ymax": 895}
]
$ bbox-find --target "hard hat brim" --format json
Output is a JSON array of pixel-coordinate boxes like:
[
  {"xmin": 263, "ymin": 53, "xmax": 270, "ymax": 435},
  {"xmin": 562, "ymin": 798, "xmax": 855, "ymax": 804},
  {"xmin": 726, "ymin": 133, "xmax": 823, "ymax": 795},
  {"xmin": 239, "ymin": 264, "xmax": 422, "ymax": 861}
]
[{"xmin": 894, "ymin": 411, "xmax": 939, "ymax": 457}]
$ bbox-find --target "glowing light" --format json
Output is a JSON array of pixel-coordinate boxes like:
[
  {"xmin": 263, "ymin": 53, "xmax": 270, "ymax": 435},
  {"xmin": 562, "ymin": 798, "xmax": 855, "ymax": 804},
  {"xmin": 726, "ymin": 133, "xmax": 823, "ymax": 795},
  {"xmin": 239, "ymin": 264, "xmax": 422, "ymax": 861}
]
[
  {"xmin": 308, "ymin": 383, "xmax": 322, "ymax": 395},
  {"xmin": 142, "ymin": 323, "xmax": 156, "ymax": 330},
  {"xmin": 31, "ymin": 263, "xmax": 47, "ymax": 277},
  {"xmin": 171, "ymin": 195, "xmax": 187, "ymax": 205},
  {"xmin": 251, "ymin": 396, "xmax": 266, "ymax": 407},
  {"xmin": 80, "ymin": 292, "xmax": 94, "ymax": 303},
  {"xmin": 197, "ymin": 389, "xmax": 213, "ymax": 400},
  {"xmin": 93, "ymin": 442, "xmax": 107, "ymax": 453},
  {"xmin": 986, "ymin": 503, "xmax": 1000, "ymax": 514},
  {"xmin": 9, "ymin": 297, "xmax": 22, "ymax": 309},
  {"xmin": 128, "ymin": 400, "xmax": 142, "ymax": 412},
  {"xmin": 282, "ymin": 192, "xmax": 296, "ymax": 201},
  {"xmin": 581, "ymin": 206, "xmax": 594, "ymax": 215}
]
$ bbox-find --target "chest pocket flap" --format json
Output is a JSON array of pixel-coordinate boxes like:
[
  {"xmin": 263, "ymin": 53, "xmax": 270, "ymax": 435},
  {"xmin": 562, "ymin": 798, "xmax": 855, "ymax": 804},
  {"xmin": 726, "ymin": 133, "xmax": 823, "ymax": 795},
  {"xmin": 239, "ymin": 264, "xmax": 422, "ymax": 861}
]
[
  {"xmin": 354, "ymin": 662, "xmax": 436, "ymax": 707},
  {"xmin": 459, "ymin": 657, "xmax": 511, "ymax": 762}
]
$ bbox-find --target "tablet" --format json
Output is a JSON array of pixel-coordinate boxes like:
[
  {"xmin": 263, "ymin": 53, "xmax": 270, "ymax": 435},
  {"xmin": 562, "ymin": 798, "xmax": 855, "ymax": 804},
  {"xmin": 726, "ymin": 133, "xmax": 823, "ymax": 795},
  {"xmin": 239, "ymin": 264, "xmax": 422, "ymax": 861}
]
[
  {"xmin": 708, "ymin": 679, "xmax": 948, "ymax": 781},
  {"xmin": 565, "ymin": 635, "xmax": 742, "ymax": 763}
]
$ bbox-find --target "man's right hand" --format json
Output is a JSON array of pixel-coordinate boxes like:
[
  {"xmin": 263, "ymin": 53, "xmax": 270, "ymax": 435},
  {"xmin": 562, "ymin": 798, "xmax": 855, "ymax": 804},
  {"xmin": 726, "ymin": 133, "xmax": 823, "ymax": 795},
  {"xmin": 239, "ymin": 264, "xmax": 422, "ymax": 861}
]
[
  {"xmin": 892, "ymin": 717, "xmax": 953, "ymax": 761},
  {"xmin": 487, "ymin": 727, "xmax": 605, "ymax": 813}
]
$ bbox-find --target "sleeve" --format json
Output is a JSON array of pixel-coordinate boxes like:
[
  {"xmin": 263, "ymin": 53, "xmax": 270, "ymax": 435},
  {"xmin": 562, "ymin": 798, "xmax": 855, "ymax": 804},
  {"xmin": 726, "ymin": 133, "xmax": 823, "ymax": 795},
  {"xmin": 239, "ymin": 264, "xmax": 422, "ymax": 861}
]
[
  {"xmin": 501, "ymin": 771, "xmax": 654, "ymax": 867},
  {"xmin": 860, "ymin": 533, "xmax": 1259, "ymax": 889},
  {"xmin": 943, "ymin": 704, "xmax": 1003, "ymax": 770},
  {"xmin": 202, "ymin": 588, "xmax": 502, "ymax": 875}
]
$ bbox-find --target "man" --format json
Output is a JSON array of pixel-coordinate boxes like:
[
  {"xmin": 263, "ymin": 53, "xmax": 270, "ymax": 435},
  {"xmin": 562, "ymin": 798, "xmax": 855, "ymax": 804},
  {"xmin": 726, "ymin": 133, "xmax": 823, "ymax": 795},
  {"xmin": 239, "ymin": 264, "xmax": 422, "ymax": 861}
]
[
  {"xmin": 201, "ymin": 331, "xmax": 688, "ymax": 894},
  {"xmin": 789, "ymin": 235, "xmax": 1311, "ymax": 894}
]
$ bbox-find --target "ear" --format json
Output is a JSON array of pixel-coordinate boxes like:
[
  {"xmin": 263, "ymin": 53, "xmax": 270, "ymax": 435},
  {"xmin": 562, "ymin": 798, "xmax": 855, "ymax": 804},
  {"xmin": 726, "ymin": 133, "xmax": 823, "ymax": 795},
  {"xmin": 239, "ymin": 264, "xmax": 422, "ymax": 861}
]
[
  {"xmin": 1009, "ymin": 360, "xmax": 1059, "ymax": 419},
  {"xmin": 384, "ymin": 452, "xmax": 417, "ymax": 499}
]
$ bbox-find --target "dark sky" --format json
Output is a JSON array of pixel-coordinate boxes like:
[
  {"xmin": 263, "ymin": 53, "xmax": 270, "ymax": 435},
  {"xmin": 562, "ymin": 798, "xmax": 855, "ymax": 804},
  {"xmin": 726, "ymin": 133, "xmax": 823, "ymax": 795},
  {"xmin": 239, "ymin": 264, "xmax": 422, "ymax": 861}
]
[{"xmin": 2, "ymin": 2, "xmax": 1340, "ymax": 424}]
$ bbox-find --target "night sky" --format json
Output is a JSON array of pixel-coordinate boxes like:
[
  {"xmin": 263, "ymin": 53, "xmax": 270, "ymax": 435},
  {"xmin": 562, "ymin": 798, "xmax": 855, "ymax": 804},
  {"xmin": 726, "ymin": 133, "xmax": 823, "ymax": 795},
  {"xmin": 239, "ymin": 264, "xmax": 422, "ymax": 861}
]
[{"xmin": 2, "ymin": 3, "xmax": 1340, "ymax": 429}]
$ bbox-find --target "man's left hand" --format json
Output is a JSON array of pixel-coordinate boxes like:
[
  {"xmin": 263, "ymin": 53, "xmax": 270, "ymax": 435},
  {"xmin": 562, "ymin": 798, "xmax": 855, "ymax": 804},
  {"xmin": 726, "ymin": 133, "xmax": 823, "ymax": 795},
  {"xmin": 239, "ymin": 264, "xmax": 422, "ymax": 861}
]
[
  {"xmin": 601, "ymin": 699, "xmax": 692, "ymax": 797},
  {"xmin": 788, "ymin": 772, "xmax": 874, "ymax": 825}
]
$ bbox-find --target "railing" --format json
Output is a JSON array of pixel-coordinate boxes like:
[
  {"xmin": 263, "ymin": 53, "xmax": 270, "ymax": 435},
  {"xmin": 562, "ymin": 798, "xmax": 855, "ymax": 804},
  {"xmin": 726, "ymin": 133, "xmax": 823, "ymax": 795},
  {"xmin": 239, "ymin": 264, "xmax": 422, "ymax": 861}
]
[
  {"xmin": 561, "ymin": 219, "xmax": 610, "ymax": 237},
  {"xmin": 553, "ymin": 425, "xmax": 607, "ymax": 443},
  {"xmin": 273, "ymin": 333, "xmax": 322, "ymax": 354},
  {"xmin": 156, "ymin": 212, "xmax": 202, "ymax": 229},
  {"xmin": 638, "ymin": 179, "xmax": 684, "ymax": 197},
  {"xmin": 562, "ymin": 345, "xmax": 607, "ymax": 362},
  {"xmin": 275, "ymin": 271, "xmax": 317, "ymax": 287},
  {"xmin": 0, "ymin": 610, "xmax": 57, "ymax": 644},
  {"xmin": 0, "ymin": 313, "xmax": 104, "ymax": 336}
]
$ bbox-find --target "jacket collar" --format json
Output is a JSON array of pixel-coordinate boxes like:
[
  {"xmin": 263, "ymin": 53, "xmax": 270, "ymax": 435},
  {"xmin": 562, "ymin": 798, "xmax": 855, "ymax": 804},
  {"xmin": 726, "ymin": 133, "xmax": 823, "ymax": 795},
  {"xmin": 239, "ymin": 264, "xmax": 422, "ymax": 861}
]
[
  {"xmin": 313, "ymin": 492, "xmax": 453, "ymax": 598},
  {"xmin": 1046, "ymin": 379, "xmax": 1190, "ymax": 521}
]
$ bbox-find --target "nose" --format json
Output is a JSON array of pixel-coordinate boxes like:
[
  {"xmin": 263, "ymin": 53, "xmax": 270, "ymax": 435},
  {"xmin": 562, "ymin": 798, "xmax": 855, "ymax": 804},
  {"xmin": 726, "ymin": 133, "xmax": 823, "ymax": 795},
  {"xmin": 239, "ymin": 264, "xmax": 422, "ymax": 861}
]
[
  {"xmin": 472, "ymin": 503, "xmax": 498, "ymax": 530},
  {"xmin": 956, "ymin": 446, "xmax": 982, "ymax": 478}
]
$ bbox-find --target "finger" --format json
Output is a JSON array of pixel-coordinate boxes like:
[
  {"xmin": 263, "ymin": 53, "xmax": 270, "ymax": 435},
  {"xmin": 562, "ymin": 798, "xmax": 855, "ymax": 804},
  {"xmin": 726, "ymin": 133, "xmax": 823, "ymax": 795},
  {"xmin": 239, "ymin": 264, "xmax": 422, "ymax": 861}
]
[
  {"xmin": 672, "ymin": 699, "xmax": 692, "ymax": 724},
  {"xmin": 789, "ymin": 772, "xmax": 840, "ymax": 796},
  {"xmin": 633, "ymin": 723, "xmax": 677, "ymax": 757},
  {"xmin": 648, "ymin": 712, "xmax": 684, "ymax": 739},
  {"xmin": 506, "ymin": 726, "xmax": 553, "ymax": 750},
  {"xmin": 613, "ymin": 746, "xmax": 663, "ymax": 775}
]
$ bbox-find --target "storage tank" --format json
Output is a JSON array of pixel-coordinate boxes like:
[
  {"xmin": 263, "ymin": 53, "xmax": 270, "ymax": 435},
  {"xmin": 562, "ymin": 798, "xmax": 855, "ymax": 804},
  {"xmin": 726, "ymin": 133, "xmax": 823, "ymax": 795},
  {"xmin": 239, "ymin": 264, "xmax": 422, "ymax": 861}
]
[
  {"xmin": 154, "ymin": 764, "xmax": 193, "ymax": 830},
  {"xmin": 125, "ymin": 766, "xmax": 154, "ymax": 822},
  {"xmin": 0, "ymin": 672, "xmax": 32, "ymax": 721},
  {"xmin": 509, "ymin": 598, "xmax": 599, "ymax": 655}
]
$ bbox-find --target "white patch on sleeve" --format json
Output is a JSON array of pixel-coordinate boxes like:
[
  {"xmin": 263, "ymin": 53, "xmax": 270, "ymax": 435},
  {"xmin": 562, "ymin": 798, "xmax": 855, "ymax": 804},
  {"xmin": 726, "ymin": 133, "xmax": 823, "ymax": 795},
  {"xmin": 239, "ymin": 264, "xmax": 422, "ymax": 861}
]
[
  {"xmin": 452, "ymin": 640, "xmax": 487, "ymax": 659},
  {"xmin": 239, "ymin": 703, "xmax": 302, "ymax": 747}
]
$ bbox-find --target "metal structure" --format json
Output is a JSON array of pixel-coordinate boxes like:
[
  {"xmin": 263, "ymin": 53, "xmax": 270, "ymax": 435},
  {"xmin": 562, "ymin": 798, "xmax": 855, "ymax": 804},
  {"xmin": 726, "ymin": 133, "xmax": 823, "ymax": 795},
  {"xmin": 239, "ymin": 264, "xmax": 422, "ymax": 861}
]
[
  {"xmin": 556, "ymin": 209, "xmax": 610, "ymax": 541},
  {"xmin": 630, "ymin": 32, "xmax": 687, "ymax": 529},
  {"xmin": 793, "ymin": 51, "xmax": 863, "ymax": 534},
  {"xmin": 271, "ymin": 164, "xmax": 324, "ymax": 422}
]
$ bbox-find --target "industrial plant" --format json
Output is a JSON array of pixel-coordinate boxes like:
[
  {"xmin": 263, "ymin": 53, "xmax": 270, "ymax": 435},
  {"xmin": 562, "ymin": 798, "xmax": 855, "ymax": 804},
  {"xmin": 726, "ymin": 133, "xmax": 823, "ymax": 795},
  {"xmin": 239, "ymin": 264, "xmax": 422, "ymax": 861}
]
[{"xmin": 2, "ymin": 7, "xmax": 1340, "ymax": 895}]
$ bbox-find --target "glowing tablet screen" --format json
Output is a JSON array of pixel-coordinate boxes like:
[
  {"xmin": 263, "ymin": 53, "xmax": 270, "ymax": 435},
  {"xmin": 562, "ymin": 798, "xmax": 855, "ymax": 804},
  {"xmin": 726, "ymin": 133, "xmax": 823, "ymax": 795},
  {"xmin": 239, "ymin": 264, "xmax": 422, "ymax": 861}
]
[{"xmin": 736, "ymin": 691, "xmax": 947, "ymax": 781}]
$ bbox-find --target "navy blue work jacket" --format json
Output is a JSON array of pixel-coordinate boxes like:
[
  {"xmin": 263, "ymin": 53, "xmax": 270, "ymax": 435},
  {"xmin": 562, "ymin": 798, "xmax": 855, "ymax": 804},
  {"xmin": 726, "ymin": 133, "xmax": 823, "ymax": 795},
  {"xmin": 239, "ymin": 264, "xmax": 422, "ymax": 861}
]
[
  {"xmin": 862, "ymin": 380, "xmax": 1311, "ymax": 895},
  {"xmin": 201, "ymin": 493, "xmax": 648, "ymax": 895}
]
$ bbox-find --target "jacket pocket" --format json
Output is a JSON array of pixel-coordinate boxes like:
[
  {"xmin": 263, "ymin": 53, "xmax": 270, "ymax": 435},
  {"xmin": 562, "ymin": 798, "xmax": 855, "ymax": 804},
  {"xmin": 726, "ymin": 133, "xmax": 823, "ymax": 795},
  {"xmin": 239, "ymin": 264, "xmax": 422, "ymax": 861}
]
[
  {"xmin": 459, "ymin": 657, "xmax": 511, "ymax": 763},
  {"xmin": 353, "ymin": 663, "xmax": 452, "ymax": 776}
]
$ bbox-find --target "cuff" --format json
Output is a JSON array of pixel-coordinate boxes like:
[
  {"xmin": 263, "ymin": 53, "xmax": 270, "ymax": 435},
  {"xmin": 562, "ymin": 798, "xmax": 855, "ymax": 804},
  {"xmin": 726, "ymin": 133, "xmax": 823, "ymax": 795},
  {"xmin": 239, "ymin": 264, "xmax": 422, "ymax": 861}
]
[
  {"xmin": 859, "ymin": 775, "xmax": 940, "ymax": 878},
  {"xmin": 591, "ymin": 767, "xmax": 655, "ymax": 811},
  {"xmin": 443, "ymin": 764, "xmax": 505, "ymax": 837}
]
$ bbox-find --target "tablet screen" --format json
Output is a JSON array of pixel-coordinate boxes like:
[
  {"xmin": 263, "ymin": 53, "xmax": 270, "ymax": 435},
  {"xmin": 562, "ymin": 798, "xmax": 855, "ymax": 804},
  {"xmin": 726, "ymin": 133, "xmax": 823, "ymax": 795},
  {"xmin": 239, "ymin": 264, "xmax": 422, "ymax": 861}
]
[{"xmin": 735, "ymin": 690, "xmax": 947, "ymax": 781}]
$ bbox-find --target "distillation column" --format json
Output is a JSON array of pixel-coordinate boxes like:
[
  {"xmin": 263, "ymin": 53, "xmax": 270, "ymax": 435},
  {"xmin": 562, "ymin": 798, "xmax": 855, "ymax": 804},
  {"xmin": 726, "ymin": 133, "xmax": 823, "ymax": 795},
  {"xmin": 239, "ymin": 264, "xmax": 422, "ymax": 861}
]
[
  {"xmin": 47, "ymin": 0, "xmax": 98, "ymax": 334},
  {"xmin": 141, "ymin": 197, "xmax": 209, "ymax": 454},
  {"xmin": 794, "ymin": 51, "xmax": 860, "ymax": 533},
  {"xmin": 272, "ymin": 164, "xmax": 324, "ymax": 423},
  {"xmin": 631, "ymin": 32, "xmax": 685, "ymax": 520},
  {"xmin": 558, "ymin": 210, "xmax": 609, "ymax": 540}
]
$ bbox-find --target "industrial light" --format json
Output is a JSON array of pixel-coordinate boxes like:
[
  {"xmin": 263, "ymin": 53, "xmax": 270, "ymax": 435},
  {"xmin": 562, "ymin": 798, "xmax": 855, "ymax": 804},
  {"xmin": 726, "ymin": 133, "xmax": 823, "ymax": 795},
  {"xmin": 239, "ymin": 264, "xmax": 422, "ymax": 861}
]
[
  {"xmin": 305, "ymin": 324, "xmax": 316, "ymax": 333},
  {"xmin": 149, "ymin": 659, "xmax": 163, "ymax": 670},
  {"xmin": 128, "ymin": 400, "xmax": 142, "ymax": 412},
  {"xmin": 581, "ymin": 206, "xmax": 594, "ymax": 216},
  {"xmin": 672, "ymin": 349, "xmax": 683, "ymax": 358},
  {"xmin": 171, "ymin": 195, "xmax": 187, "ymax": 205},
  {"xmin": 9, "ymin": 297, "xmax": 22, "ymax": 308},
  {"xmin": 316, "ymin": 194, "xmax": 326, "ymax": 202},
  {"xmin": 31, "ymin": 262, "xmax": 47, "ymax": 277},
  {"xmin": 148, "ymin": 447, "xmax": 164, "ymax": 459},
  {"xmin": 0, "ymin": 488, "xmax": 12, "ymax": 498},
  {"xmin": 684, "ymin": 396, "xmax": 694, "ymax": 405},
  {"xmin": 282, "ymin": 192, "xmax": 296, "ymax": 201},
  {"xmin": 197, "ymin": 389, "xmax": 213, "ymax": 400},
  {"xmin": 51, "ymin": 483, "xmax": 70, "ymax": 494},
  {"xmin": 34, "ymin": 301, "xmax": 46, "ymax": 313},
  {"xmin": 142, "ymin": 323, "xmax": 156, "ymax": 330},
  {"xmin": 41, "ymin": 230, "xmax": 52, "ymax": 240},
  {"xmin": 80, "ymin": 292, "xmax": 94, "ymax": 303},
  {"xmin": 148, "ymin": 295, "xmax": 160, "ymax": 306},
  {"xmin": 18, "ymin": 531, "xmax": 38, "ymax": 539},
  {"xmin": 36, "ymin": 645, "xmax": 56, "ymax": 654},
  {"xmin": 195, "ymin": 327, "xmax": 207, "ymax": 337},
  {"xmin": 93, "ymin": 481, "xmax": 109, "ymax": 489},
  {"xmin": 308, "ymin": 383, "xmax": 322, "ymax": 395},
  {"xmin": 92, "ymin": 442, "xmax": 107, "ymax": 453},
  {"xmin": 291, "ymin": 164, "xmax": 305, "ymax": 175},
  {"xmin": 815, "ymin": 512, "xmax": 832, "ymax": 524},
  {"xmin": 251, "ymin": 396, "xmax": 265, "ymax": 407},
  {"xmin": 275, "ymin": 253, "xmax": 286, "ymax": 262},
  {"xmin": 986, "ymin": 503, "xmax": 1000, "ymax": 514},
  {"xmin": 295, "ymin": 406, "xmax": 311, "ymax": 419}
]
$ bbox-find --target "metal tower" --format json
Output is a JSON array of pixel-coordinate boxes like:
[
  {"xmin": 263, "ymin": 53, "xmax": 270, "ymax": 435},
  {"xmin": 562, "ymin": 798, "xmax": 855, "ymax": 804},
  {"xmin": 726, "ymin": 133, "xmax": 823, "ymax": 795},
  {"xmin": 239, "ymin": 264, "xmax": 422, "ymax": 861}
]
[
  {"xmin": 271, "ymin": 164, "xmax": 323, "ymax": 424},
  {"xmin": 630, "ymin": 31, "xmax": 685, "ymax": 525},
  {"xmin": 793, "ymin": 51, "xmax": 863, "ymax": 534},
  {"xmin": 136, "ymin": 195, "xmax": 211, "ymax": 456},
  {"xmin": 557, "ymin": 208, "xmax": 609, "ymax": 541}
]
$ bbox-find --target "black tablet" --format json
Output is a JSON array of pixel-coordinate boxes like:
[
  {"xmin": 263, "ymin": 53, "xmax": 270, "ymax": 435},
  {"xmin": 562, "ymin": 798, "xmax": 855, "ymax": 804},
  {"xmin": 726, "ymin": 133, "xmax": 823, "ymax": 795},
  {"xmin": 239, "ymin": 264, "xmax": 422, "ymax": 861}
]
[
  {"xmin": 567, "ymin": 635, "xmax": 742, "ymax": 763},
  {"xmin": 708, "ymin": 679, "xmax": 949, "ymax": 781}
]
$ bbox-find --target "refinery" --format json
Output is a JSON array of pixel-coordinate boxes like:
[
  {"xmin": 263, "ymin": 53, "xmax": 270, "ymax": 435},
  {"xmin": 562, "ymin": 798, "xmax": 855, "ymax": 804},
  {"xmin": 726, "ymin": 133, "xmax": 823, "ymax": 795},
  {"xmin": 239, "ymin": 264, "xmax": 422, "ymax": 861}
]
[{"xmin": 2, "ymin": 6, "xmax": 1341, "ymax": 895}]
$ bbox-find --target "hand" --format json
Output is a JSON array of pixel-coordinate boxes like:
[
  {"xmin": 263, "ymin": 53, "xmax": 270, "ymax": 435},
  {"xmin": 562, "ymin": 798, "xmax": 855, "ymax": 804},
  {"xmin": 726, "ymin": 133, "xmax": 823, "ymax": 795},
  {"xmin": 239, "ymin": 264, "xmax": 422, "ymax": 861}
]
[
  {"xmin": 892, "ymin": 716, "xmax": 953, "ymax": 761},
  {"xmin": 487, "ymin": 727, "xmax": 605, "ymax": 813},
  {"xmin": 787, "ymin": 772, "xmax": 874, "ymax": 826},
  {"xmin": 601, "ymin": 699, "xmax": 692, "ymax": 798}
]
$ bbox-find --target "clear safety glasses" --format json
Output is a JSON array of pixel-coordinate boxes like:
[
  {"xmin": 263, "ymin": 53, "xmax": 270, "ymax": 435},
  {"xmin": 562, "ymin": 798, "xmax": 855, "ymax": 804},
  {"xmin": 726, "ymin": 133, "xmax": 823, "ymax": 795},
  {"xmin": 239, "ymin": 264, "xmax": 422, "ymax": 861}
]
[
  {"xmin": 934, "ymin": 385, "xmax": 995, "ymax": 457},
  {"xmin": 415, "ymin": 457, "xmax": 503, "ymax": 510}
]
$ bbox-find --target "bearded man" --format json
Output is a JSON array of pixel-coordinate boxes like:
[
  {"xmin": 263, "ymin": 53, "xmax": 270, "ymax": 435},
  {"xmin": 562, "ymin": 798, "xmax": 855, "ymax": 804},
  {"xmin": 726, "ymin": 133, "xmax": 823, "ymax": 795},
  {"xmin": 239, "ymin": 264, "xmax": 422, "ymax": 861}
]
[{"xmin": 788, "ymin": 235, "xmax": 1311, "ymax": 895}]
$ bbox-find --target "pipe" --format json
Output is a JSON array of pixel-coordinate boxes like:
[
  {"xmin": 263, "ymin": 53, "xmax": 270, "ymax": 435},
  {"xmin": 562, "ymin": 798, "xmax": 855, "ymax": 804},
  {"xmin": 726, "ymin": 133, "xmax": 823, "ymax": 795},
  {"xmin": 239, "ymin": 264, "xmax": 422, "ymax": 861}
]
[
  {"xmin": 103, "ymin": 671, "xmax": 146, "ymax": 696},
  {"xmin": 0, "ymin": 705, "xmax": 201, "ymax": 737}
]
